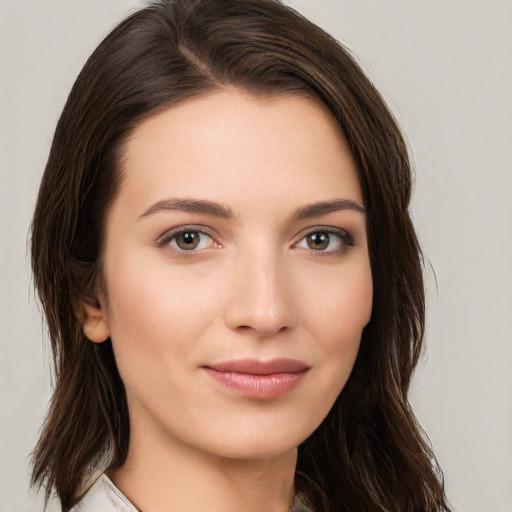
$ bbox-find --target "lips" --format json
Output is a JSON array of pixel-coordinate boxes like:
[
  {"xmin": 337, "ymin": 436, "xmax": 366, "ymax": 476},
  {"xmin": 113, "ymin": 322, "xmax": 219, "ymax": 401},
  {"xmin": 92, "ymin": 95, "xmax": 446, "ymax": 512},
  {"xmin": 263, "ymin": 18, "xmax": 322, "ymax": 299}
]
[
  {"xmin": 202, "ymin": 358, "xmax": 310, "ymax": 398},
  {"xmin": 205, "ymin": 358, "xmax": 310, "ymax": 375}
]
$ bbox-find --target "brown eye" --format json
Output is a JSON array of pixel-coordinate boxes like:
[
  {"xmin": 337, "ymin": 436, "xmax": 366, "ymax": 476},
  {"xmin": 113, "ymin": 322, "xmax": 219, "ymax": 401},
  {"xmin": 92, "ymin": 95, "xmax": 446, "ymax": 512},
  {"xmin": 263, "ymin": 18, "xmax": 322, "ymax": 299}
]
[
  {"xmin": 175, "ymin": 231, "xmax": 201, "ymax": 250},
  {"xmin": 157, "ymin": 226, "xmax": 218, "ymax": 254},
  {"xmin": 296, "ymin": 228, "xmax": 353, "ymax": 254},
  {"xmin": 306, "ymin": 232, "xmax": 330, "ymax": 250}
]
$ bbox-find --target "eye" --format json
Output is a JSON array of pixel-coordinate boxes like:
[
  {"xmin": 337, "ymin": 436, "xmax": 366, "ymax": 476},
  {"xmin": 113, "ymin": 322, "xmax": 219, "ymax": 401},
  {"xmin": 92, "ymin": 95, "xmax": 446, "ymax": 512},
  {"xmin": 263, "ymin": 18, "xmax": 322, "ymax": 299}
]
[
  {"xmin": 295, "ymin": 228, "xmax": 354, "ymax": 253},
  {"xmin": 172, "ymin": 231, "xmax": 209, "ymax": 250},
  {"xmin": 157, "ymin": 227, "xmax": 218, "ymax": 252}
]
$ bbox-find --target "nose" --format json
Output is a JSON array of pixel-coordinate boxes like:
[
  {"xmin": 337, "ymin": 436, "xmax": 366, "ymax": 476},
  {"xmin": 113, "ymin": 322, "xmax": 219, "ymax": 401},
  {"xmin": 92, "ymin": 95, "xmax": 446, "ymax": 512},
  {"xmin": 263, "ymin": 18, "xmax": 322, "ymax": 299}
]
[{"xmin": 223, "ymin": 249, "xmax": 297, "ymax": 337}]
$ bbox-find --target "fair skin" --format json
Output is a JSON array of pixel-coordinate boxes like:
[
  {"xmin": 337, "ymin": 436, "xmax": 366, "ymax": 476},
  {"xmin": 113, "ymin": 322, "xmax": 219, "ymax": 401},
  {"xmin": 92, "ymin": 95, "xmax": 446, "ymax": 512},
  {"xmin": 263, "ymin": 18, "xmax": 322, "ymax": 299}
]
[{"xmin": 83, "ymin": 90, "xmax": 372, "ymax": 512}]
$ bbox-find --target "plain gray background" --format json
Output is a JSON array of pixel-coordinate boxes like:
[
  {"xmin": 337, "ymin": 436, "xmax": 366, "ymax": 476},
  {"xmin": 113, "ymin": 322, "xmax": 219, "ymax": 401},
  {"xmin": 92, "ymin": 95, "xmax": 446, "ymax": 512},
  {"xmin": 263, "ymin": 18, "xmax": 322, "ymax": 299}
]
[{"xmin": 1, "ymin": 1, "xmax": 511, "ymax": 511}]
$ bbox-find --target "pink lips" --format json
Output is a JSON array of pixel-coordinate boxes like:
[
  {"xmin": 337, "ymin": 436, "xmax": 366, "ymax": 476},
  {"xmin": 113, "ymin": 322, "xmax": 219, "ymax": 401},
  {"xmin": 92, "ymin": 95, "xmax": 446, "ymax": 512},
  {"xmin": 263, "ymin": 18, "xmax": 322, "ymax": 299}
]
[{"xmin": 202, "ymin": 358, "xmax": 310, "ymax": 399}]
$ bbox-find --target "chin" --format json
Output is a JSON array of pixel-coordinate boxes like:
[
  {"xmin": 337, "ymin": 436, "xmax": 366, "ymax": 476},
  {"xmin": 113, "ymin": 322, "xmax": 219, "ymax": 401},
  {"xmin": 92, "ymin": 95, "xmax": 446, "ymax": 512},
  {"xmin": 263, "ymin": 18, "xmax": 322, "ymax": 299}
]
[{"xmin": 196, "ymin": 417, "xmax": 320, "ymax": 461}]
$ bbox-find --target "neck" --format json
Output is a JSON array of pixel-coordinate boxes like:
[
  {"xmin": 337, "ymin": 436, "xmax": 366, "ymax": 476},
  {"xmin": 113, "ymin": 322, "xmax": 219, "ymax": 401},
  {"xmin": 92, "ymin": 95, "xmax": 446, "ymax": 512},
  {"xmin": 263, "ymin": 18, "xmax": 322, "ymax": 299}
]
[{"xmin": 107, "ymin": 430, "xmax": 298, "ymax": 512}]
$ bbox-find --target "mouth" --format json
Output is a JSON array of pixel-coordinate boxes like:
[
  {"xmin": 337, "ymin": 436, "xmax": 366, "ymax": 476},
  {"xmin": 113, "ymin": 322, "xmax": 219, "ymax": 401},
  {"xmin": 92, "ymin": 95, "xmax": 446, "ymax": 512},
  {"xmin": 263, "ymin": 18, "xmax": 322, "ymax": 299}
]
[{"xmin": 201, "ymin": 358, "xmax": 310, "ymax": 399}]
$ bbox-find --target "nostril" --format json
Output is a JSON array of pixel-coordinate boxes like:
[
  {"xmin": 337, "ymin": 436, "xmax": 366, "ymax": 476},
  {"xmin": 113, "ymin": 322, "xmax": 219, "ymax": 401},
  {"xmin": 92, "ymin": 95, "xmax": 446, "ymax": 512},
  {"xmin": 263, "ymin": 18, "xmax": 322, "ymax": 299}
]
[{"xmin": 234, "ymin": 324, "xmax": 290, "ymax": 337}]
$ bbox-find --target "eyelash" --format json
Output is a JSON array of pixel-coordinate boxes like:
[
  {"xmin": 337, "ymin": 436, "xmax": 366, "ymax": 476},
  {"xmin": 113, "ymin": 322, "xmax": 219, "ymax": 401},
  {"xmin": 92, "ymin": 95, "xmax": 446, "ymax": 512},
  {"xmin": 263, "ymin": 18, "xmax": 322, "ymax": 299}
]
[
  {"xmin": 156, "ymin": 225, "xmax": 219, "ymax": 253},
  {"xmin": 156, "ymin": 225, "xmax": 354, "ymax": 255},
  {"xmin": 293, "ymin": 227, "xmax": 354, "ymax": 255}
]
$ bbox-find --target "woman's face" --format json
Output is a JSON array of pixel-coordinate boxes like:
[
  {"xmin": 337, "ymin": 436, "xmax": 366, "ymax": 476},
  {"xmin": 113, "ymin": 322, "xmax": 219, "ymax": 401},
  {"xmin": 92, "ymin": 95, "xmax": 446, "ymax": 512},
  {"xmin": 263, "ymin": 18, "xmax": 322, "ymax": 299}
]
[{"xmin": 84, "ymin": 90, "xmax": 372, "ymax": 461}]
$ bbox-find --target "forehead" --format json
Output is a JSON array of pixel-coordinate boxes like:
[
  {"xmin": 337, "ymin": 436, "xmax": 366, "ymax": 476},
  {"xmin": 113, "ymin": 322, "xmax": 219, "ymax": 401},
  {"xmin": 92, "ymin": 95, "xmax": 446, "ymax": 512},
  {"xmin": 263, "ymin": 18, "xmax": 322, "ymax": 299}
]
[{"xmin": 116, "ymin": 89, "xmax": 362, "ymax": 216}]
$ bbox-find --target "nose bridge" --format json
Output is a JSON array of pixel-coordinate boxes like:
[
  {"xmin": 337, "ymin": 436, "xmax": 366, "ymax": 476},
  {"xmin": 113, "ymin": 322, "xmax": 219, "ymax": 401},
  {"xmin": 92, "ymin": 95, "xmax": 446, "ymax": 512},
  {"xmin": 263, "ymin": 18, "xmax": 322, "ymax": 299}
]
[{"xmin": 224, "ymin": 242, "xmax": 296, "ymax": 336}]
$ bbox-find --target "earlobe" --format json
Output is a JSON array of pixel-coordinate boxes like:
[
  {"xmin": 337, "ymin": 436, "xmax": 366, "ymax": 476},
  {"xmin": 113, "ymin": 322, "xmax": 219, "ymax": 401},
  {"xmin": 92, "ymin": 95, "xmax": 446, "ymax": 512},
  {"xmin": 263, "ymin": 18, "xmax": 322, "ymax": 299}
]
[{"xmin": 82, "ymin": 296, "xmax": 110, "ymax": 343}]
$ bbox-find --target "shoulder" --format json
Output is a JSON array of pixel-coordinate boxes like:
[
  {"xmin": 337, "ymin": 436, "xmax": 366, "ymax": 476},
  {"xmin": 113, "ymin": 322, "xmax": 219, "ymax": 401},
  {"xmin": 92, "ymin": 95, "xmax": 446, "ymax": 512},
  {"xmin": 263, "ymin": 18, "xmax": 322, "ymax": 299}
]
[{"xmin": 70, "ymin": 474, "xmax": 139, "ymax": 512}]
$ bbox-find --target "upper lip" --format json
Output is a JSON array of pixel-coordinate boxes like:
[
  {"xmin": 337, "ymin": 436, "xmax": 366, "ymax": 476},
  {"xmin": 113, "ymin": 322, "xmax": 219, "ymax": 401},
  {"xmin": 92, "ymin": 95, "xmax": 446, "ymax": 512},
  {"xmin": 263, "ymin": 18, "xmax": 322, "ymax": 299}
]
[{"xmin": 203, "ymin": 358, "xmax": 310, "ymax": 375}]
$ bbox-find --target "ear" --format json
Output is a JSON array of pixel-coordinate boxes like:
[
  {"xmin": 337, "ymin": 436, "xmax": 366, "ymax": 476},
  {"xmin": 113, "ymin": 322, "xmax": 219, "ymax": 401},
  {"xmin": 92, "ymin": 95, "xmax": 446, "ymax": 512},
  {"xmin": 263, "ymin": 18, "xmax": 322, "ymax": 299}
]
[{"xmin": 82, "ymin": 294, "xmax": 110, "ymax": 343}]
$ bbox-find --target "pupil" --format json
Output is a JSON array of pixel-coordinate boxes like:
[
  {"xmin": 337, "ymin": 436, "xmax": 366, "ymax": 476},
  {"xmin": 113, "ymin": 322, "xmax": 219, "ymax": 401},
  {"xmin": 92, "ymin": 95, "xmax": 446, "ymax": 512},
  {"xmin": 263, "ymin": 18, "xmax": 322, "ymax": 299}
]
[
  {"xmin": 177, "ymin": 232, "xmax": 199, "ymax": 250},
  {"xmin": 308, "ymin": 232, "xmax": 329, "ymax": 250}
]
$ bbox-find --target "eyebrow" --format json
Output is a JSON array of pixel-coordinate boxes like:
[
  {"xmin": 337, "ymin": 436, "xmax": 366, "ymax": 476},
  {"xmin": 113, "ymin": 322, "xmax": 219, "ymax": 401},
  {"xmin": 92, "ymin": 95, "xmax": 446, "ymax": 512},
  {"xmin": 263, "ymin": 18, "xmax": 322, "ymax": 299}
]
[
  {"xmin": 292, "ymin": 199, "xmax": 366, "ymax": 221},
  {"xmin": 139, "ymin": 198, "xmax": 233, "ymax": 220},
  {"xmin": 138, "ymin": 197, "xmax": 365, "ymax": 221}
]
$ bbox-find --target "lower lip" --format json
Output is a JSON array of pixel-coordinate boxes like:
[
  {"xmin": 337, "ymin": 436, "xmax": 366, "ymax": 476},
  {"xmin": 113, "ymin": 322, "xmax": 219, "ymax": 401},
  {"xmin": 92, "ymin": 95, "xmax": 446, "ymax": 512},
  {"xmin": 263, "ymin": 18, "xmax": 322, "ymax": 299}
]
[{"xmin": 203, "ymin": 368, "xmax": 307, "ymax": 399}]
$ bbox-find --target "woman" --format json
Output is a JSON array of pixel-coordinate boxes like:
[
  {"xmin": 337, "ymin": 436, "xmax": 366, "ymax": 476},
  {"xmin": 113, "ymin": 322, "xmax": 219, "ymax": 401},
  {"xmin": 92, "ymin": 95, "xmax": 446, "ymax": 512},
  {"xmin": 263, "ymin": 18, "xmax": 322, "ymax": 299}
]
[{"xmin": 31, "ymin": 0, "xmax": 450, "ymax": 511}]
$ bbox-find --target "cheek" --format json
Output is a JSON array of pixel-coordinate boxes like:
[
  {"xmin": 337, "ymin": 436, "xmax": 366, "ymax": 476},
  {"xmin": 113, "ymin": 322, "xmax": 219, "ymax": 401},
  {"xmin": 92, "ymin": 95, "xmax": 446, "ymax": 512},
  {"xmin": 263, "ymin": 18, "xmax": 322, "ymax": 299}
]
[
  {"xmin": 329, "ymin": 271, "xmax": 373, "ymax": 339},
  {"xmin": 304, "ymin": 259, "xmax": 373, "ymax": 338},
  {"xmin": 102, "ymin": 254, "xmax": 223, "ymax": 374},
  {"xmin": 302, "ymin": 260, "xmax": 372, "ymax": 383}
]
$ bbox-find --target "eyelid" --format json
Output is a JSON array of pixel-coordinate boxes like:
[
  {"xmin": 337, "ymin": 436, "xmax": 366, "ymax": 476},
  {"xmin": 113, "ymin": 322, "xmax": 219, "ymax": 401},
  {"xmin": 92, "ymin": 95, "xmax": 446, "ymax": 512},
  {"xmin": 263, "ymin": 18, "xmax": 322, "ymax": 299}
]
[
  {"xmin": 293, "ymin": 225, "xmax": 355, "ymax": 252},
  {"xmin": 156, "ymin": 224, "xmax": 221, "ymax": 250}
]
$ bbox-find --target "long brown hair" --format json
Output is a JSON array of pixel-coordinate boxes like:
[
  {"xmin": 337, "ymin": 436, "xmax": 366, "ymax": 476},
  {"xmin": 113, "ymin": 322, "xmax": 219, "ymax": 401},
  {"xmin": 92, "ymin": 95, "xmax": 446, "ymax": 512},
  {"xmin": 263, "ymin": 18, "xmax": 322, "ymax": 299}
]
[{"xmin": 31, "ymin": 1, "xmax": 450, "ymax": 510}]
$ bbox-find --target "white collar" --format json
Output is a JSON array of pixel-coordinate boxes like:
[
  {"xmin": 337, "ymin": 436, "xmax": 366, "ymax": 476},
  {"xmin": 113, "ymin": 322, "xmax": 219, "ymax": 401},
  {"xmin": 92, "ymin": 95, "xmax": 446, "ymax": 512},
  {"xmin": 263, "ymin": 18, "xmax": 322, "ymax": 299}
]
[{"xmin": 71, "ymin": 474, "xmax": 139, "ymax": 512}]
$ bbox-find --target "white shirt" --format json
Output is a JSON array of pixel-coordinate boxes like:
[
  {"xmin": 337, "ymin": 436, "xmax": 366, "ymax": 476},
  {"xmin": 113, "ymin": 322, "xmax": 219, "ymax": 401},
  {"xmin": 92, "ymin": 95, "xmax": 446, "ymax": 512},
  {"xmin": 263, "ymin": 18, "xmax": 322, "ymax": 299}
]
[
  {"xmin": 71, "ymin": 473, "xmax": 313, "ymax": 512},
  {"xmin": 70, "ymin": 474, "xmax": 139, "ymax": 512}
]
